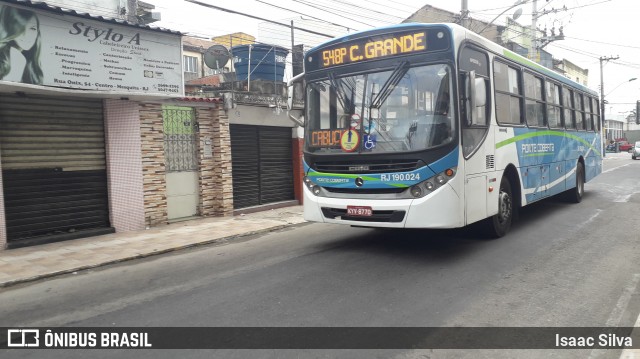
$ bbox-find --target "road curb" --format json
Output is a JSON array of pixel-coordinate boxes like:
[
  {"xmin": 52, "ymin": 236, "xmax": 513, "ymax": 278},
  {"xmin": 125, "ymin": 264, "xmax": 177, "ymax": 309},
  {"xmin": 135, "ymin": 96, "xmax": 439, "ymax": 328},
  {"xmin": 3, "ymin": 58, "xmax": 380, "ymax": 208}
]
[{"xmin": 0, "ymin": 221, "xmax": 308, "ymax": 289}]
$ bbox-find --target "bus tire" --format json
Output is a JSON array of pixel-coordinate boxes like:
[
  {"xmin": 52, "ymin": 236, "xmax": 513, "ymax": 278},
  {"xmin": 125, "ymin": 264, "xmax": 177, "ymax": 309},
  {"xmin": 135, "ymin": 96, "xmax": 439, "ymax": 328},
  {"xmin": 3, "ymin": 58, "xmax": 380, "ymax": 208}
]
[
  {"xmin": 483, "ymin": 177, "xmax": 513, "ymax": 238},
  {"xmin": 564, "ymin": 162, "xmax": 584, "ymax": 203}
]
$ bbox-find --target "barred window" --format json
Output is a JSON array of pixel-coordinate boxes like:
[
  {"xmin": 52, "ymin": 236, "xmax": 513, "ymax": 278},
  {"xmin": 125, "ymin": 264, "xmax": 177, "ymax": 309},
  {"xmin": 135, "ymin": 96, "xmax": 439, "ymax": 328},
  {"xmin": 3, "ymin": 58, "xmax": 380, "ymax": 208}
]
[{"xmin": 163, "ymin": 106, "xmax": 198, "ymax": 172}]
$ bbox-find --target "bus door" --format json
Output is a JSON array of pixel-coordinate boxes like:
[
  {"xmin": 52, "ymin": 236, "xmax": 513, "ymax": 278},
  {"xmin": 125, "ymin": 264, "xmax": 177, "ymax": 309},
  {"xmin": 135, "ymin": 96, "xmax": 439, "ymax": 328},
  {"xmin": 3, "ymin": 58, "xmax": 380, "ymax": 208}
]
[{"xmin": 459, "ymin": 46, "xmax": 492, "ymax": 224}]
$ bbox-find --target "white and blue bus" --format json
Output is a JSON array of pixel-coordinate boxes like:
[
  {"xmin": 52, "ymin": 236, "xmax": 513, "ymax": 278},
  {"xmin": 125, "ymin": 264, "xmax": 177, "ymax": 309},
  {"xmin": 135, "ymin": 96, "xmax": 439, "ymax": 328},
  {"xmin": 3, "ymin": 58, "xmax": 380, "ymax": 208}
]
[{"xmin": 292, "ymin": 23, "xmax": 602, "ymax": 237}]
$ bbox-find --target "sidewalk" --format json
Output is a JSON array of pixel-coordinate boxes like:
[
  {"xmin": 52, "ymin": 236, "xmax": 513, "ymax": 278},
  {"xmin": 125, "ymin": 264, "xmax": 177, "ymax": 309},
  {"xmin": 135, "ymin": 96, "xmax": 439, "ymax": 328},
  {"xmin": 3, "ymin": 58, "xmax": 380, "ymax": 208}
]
[{"xmin": 0, "ymin": 205, "xmax": 305, "ymax": 288}]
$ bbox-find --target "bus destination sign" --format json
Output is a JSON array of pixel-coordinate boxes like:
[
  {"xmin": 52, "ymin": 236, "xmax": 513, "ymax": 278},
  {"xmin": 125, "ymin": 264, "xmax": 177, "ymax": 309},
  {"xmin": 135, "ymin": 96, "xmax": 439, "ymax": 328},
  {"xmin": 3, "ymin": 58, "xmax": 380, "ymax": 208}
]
[
  {"xmin": 321, "ymin": 31, "xmax": 427, "ymax": 68},
  {"xmin": 306, "ymin": 27, "xmax": 450, "ymax": 71}
]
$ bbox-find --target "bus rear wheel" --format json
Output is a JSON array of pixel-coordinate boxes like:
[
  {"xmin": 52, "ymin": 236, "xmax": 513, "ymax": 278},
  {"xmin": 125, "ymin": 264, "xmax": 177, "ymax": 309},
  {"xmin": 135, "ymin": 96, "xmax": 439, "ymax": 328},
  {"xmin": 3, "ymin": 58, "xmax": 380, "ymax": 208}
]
[
  {"xmin": 483, "ymin": 177, "xmax": 513, "ymax": 238},
  {"xmin": 563, "ymin": 162, "xmax": 584, "ymax": 203}
]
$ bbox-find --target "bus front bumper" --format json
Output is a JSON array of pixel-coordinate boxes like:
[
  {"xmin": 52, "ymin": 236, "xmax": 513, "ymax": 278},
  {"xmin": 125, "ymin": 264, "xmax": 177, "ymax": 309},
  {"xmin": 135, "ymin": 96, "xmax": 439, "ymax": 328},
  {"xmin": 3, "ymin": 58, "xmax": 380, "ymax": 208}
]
[{"xmin": 303, "ymin": 185, "xmax": 463, "ymax": 229}]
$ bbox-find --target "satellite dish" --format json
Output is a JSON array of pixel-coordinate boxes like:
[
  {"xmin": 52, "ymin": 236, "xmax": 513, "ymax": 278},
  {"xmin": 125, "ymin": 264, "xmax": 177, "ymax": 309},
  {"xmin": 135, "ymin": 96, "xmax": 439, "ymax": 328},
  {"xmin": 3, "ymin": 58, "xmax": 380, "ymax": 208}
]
[
  {"xmin": 204, "ymin": 45, "xmax": 230, "ymax": 69},
  {"xmin": 512, "ymin": 8, "xmax": 523, "ymax": 21}
]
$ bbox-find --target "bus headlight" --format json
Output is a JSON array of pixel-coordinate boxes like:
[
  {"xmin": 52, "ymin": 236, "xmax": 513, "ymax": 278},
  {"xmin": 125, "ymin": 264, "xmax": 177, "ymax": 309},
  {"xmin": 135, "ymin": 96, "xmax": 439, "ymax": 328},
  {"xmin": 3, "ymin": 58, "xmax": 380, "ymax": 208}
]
[
  {"xmin": 406, "ymin": 167, "xmax": 457, "ymax": 198},
  {"xmin": 304, "ymin": 176, "xmax": 322, "ymax": 196},
  {"xmin": 303, "ymin": 176, "xmax": 312, "ymax": 185},
  {"xmin": 410, "ymin": 185, "xmax": 423, "ymax": 198}
]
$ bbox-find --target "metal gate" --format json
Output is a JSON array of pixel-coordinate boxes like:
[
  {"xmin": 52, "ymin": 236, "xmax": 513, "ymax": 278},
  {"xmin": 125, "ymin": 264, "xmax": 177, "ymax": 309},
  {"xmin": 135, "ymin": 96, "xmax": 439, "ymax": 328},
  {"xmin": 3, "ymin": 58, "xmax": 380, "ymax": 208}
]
[
  {"xmin": 230, "ymin": 125, "xmax": 294, "ymax": 209},
  {"xmin": 163, "ymin": 106, "xmax": 200, "ymax": 220},
  {"xmin": 0, "ymin": 94, "xmax": 111, "ymax": 244}
]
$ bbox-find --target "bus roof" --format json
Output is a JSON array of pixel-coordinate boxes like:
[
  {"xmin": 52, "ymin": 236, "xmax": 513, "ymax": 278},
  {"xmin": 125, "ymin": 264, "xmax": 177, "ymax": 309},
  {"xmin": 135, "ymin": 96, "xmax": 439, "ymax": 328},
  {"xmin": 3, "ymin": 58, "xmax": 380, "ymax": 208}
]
[{"xmin": 306, "ymin": 23, "xmax": 597, "ymax": 97}]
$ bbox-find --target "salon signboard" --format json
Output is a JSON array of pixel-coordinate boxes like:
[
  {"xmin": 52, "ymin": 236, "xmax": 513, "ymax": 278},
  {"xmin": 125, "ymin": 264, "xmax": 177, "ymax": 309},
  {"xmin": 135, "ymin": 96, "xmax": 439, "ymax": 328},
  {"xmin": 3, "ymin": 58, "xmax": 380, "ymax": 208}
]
[{"xmin": 0, "ymin": 2, "xmax": 184, "ymax": 96}]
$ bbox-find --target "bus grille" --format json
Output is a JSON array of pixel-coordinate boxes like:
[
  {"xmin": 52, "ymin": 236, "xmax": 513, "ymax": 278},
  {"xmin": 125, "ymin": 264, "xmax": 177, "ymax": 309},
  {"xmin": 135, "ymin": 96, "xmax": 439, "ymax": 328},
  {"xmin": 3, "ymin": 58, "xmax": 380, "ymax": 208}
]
[
  {"xmin": 324, "ymin": 187, "xmax": 406, "ymax": 194},
  {"xmin": 314, "ymin": 160, "xmax": 421, "ymax": 174},
  {"xmin": 321, "ymin": 207, "xmax": 405, "ymax": 222}
]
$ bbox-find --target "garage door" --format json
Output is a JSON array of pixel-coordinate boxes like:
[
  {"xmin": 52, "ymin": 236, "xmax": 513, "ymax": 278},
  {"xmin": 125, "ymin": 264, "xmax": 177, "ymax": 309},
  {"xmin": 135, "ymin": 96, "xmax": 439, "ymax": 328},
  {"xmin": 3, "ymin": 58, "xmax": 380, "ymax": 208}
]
[
  {"xmin": 0, "ymin": 94, "xmax": 112, "ymax": 244},
  {"xmin": 230, "ymin": 125, "xmax": 294, "ymax": 209}
]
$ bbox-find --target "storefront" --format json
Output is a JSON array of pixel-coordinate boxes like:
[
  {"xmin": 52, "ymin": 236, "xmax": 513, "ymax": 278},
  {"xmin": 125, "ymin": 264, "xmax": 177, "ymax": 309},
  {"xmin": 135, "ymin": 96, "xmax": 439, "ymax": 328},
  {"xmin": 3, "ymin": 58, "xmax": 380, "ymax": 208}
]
[
  {"xmin": 227, "ymin": 102, "xmax": 297, "ymax": 210},
  {"xmin": 0, "ymin": 1, "xmax": 183, "ymax": 249},
  {"xmin": 230, "ymin": 124, "xmax": 294, "ymax": 209},
  {"xmin": 0, "ymin": 94, "xmax": 111, "ymax": 245}
]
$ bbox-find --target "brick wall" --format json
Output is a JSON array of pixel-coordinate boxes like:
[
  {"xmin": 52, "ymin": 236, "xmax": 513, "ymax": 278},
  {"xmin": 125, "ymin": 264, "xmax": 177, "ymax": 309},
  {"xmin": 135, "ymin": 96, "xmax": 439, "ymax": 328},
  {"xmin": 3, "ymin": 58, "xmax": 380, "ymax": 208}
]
[
  {"xmin": 196, "ymin": 106, "xmax": 234, "ymax": 216},
  {"xmin": 210, "ymin": 107, "xmax": 234, "ymax": 215},
  {"xmin": 139, "ymin": 103, "xmax": 168, "ymax": 226},
  {"xmin": 104, "ymin": 99, "xmax": 146, "ymax": 232}
]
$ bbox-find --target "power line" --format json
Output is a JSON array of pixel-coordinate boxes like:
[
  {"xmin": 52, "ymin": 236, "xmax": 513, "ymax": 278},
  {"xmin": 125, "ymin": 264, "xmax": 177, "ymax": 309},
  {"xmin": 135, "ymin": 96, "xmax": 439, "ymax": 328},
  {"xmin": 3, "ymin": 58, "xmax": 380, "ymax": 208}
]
[
  {"xmin": 563, "ymin": 36, "xmax": 640, "ymax": 50},
  {"xmin": 320, "ymin": 0, "xmax": 404, "ymax": 20},
  {"xmin": 254, "ymin": 0, "xmax": 355, "ymax": 31},
  {"xmin": 291, "ymin": 0, "xmax": 376, "ymax": 27},
  {"xmin": 184, "ymin": 0, "xmax": 334, "ymax": 38}
]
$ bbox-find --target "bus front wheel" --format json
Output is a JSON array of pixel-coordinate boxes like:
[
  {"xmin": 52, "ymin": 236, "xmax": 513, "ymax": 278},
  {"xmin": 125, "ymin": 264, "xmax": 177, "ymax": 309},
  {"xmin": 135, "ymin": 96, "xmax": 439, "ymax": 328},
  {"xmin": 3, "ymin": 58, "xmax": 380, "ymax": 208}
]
[{"xmin": 483, "ymin": 177, "xmax": 513, "ymax": 238}]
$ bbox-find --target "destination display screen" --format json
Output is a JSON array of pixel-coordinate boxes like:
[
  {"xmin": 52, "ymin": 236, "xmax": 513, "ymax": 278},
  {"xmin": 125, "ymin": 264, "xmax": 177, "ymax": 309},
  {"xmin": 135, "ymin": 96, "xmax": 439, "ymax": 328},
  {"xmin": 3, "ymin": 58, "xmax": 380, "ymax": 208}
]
[{"xmin": 306, "ymin": 27, "xmax": 451, "ymax": 71}]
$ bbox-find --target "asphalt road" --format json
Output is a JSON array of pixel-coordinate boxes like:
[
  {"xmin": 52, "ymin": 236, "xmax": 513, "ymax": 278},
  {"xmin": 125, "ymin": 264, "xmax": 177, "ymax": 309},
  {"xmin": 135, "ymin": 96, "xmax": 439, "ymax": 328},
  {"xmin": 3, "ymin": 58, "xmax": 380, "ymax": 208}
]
[{"xmin": 1, "ymin": 153, "xmax": 639, "ymax": 358}]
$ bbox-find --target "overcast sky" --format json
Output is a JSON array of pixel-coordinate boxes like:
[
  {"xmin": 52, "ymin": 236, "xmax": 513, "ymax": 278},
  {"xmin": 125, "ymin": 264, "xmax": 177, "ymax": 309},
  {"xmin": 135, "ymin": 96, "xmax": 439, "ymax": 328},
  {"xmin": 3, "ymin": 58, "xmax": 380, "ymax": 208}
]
[{"xmin": 146, "ymin": 0, "xmax": 639, "ymax": 119}]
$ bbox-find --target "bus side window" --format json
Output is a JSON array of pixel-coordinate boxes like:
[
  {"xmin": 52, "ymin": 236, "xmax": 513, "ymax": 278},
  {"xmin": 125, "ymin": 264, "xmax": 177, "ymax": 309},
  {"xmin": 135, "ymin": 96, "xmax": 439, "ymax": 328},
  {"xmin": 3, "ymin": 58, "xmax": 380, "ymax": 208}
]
[
  {"xmin": 563, "ymin": 87, "xmax": 575, "ymax": 129},
  {"xmin": 459, "ymin": 46, "xmax": 490, "ymax": 158},
  {"xmin": 494, "ymin": 60, "xmax": 523, "ymax": 126}
]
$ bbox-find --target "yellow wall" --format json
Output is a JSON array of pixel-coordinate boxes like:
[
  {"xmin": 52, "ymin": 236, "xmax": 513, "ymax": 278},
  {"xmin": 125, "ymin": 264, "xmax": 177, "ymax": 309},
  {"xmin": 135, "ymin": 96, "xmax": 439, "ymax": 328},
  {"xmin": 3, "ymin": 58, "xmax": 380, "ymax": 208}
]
[{"xmin": 212, "ymin": 33, "xmax": 255, "ymax": 48}]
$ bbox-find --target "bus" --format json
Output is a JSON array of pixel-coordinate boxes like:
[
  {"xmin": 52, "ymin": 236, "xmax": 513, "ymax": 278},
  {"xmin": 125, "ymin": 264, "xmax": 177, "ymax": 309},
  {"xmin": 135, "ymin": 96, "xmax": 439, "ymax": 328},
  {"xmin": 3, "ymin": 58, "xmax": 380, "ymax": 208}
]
[{"xmin": 288, "ymin": 23, "xmax": 602, "ymax": 237}]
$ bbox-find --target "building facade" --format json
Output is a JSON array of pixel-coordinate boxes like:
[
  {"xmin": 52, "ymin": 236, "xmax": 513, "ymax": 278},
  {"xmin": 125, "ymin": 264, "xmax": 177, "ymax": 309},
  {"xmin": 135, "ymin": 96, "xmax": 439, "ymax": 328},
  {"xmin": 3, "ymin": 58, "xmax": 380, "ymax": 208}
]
[
  {"xmin": 0, "ymin": 0, "xmax": 186, "ymax": 250},
  {"xmin": 0, "ymin": 0, "xmax": 305, "ymax": 251}
]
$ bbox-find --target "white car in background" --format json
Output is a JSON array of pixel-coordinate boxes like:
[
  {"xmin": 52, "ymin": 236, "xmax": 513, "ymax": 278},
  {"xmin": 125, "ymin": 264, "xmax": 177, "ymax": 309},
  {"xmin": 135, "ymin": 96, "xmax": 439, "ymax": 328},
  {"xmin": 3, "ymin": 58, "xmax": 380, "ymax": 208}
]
[{"xmin": 632, "ymin": 141, "xmax": 640, "ymax": 160}]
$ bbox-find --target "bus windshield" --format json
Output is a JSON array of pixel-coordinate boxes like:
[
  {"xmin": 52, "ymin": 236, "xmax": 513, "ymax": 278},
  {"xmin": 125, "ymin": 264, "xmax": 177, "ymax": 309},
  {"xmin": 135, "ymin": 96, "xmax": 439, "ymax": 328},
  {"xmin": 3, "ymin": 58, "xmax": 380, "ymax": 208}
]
[{"xmin": 305, "ymin": 64, "xmax": 454, "ymax": 154}]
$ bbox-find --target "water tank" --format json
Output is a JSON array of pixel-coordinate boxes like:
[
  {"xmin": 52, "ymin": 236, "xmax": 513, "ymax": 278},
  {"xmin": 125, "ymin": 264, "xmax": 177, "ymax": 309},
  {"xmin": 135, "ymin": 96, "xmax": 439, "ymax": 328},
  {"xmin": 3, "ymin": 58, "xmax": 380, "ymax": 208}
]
[{"xmin": 232, "ymin": 44, "xmax": 289, "ymax": 82}]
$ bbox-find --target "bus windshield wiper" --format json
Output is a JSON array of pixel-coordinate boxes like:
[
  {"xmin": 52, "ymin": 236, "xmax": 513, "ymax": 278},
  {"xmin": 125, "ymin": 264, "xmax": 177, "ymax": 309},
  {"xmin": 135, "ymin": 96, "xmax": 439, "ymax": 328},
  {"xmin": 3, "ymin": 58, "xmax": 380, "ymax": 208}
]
[
  {"xmin": 327, "ymin": 72, "xmax": 349, "ymax": 113},
  {"xmin": 370, "ymin": 61, "xmax": 409, "ymax": 109}
]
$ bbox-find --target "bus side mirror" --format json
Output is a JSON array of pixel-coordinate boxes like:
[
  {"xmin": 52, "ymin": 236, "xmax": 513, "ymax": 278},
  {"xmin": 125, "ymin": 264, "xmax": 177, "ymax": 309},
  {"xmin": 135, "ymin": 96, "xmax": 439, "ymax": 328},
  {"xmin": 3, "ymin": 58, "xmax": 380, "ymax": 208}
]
[
  {"xmin": 474, "ymin": 77, "xmax": 486, "ymax": 108},
  {"xmin": 463, "ymin": 70, "xmax": 486, "ymax": 126},
  {"xmin": 464, "ymin": 71, "xmax": 476, "ymax": 126},
  {"xmin": 287, "ymin": 73, "xmax": 305, "ymax": 127}
]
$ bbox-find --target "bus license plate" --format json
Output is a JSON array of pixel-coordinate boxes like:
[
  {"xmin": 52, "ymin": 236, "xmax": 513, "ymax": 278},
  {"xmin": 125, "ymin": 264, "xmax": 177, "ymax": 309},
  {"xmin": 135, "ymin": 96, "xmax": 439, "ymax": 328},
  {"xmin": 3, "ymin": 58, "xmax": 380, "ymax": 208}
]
[{"xmin": 347, "ymin": 206, "xmax": 372, "ymax": 217}]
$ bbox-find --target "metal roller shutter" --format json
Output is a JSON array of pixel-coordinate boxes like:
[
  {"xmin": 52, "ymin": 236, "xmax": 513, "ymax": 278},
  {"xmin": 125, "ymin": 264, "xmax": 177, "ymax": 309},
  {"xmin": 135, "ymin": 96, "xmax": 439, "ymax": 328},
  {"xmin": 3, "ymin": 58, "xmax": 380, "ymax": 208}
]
[
  {"xmin": 258, "ymin": 127, "xmax": 294, "ymax": 204},
  {"xmin": 0, "ymin": 94, "xmax": 111, "ymax": 244},
  {"xmin": 230, "ymin": 125, "xmax": 260, "ymax": 209},
  {"xmin": 230, "ymin": 125, "xmax": 294, "ymax": 209}
]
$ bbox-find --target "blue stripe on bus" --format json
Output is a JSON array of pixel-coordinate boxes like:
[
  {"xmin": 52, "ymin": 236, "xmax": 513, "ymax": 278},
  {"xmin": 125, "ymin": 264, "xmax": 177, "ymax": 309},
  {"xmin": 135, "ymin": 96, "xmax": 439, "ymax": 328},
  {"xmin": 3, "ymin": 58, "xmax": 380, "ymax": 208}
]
[
  {"xmin": 499, "ymin": 128, "xmax": 602, "ymax": 203},
  {"xmin": 304, "ymin": 148, "xmax": 459, "ymax": 189}
]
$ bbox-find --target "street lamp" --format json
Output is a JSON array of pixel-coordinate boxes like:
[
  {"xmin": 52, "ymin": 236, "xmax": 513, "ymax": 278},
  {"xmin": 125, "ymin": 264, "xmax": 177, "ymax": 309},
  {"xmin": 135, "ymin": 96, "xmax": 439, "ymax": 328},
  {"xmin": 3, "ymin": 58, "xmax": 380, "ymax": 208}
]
[
  {"xmin": 605, "ymin": 77, "xmax": 637, "ymax": 97},
  {"xmin": 477, "ymin": 0, "xmax": 525, "ymax": 34}
]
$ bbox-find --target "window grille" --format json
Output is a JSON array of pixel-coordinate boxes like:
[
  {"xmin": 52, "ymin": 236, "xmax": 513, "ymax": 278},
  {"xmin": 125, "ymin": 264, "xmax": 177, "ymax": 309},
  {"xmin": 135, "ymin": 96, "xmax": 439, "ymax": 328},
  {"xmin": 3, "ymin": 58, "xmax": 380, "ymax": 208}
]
[{"xmin": 163, "ymin": 106, "xmax": 198, "ymax": 172}]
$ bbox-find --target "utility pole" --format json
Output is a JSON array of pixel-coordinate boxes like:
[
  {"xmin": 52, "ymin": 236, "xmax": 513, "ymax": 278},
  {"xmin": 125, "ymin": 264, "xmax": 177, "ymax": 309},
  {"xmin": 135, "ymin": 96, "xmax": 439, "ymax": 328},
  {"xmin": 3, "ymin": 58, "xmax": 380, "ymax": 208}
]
[
  {"xmin": 530, "ymin": 0, "xmax": 567, "ymax": 61},
  {"xmin": 531, "ymin": 0, "xmax": 538, "ymax": 62},
  {"xmin": 460, "ymin": 0, "xmax": 469, "ymax": 28},
  {"xmin": 600, "ymin": 55, "xmax": 619, "ymax": 155}
]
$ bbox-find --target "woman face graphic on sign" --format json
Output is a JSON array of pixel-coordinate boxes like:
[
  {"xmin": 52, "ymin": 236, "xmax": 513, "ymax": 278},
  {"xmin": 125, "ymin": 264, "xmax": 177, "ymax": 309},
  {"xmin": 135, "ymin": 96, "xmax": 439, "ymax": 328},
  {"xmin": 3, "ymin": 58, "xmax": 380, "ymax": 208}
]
[{"xmin": 0, "ymin": 6, "xmax": 43, "ymax": 84}]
